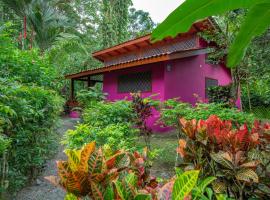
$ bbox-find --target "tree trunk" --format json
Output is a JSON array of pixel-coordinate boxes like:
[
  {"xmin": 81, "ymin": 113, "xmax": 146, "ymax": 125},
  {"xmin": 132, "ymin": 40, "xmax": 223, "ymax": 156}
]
[{"xmin": 23, "ymin": 16, "xmax": 27, "ymax": 39}]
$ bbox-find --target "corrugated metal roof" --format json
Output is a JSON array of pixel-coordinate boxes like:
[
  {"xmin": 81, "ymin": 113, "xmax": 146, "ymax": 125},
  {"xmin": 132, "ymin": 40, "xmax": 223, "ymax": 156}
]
[{"xmin": 104, "ymin": 36, "xmax": 197, "ymax": 67}]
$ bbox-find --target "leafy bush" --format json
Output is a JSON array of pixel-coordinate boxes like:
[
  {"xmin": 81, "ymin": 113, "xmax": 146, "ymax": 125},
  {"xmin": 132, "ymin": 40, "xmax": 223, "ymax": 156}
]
[
  {"xmin": 83, "ymin": 100, "xmax": 134, "ymax": 127},
  {"xmin": 241, "ymin": 89, "xmax": 270, "ymax": 119},
  {"xmin": 62, "ymin": 123, "xmax": 137, "ymax": 152},
  {"xmin": 208, "ymin": 85, "xmax": 233, "ymax": 106},
  {"xmin": 76, "ymin": 86, "xmax": 107, "ymax": 107},
  {"xmin": 160, "ymin": 99, "xmax": 255, "ymax": 127},
  {"xmin": 0, "ymin": 30, "xmax": 58, "ymax": 90},
  {"xmin": 63, "ymin": 100, "xmax": 138, "ymax": 152},
  {"xmin": 0, "ymin": 79, "xmax": 63, "ymax": 192},
  {"xmin": 177, "ymin": 115, "xmax": 270, "ymax": 199},
  {"xmin": 242, "ymin": 85, "xmax": 270, "ymax": 109}
]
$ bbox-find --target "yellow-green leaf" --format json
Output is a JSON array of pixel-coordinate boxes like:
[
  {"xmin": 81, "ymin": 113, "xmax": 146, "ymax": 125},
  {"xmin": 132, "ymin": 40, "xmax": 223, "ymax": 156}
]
[{"xmin": 172, "ymin": 170, "xmax": 199, "ymax": 200}]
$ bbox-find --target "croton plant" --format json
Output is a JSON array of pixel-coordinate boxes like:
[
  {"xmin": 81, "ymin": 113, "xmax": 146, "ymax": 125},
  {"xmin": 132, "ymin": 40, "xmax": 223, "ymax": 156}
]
[
  {"xmin": 46, "ymin": 142, "xmax": 159, "ymax": 200},
  {"xmin": 46, "ymin": 142, "xmax": 213, "ymax": 200},
  {"xmin": 177, "ymin": 115, "xmax": 270, "ymax": 199}
]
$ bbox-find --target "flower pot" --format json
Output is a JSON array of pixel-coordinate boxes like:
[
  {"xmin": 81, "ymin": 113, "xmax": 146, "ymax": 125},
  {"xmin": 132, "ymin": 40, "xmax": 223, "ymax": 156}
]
[{"xmin": 69, "ymin": 111, "xmax": 80, "ymax": 118}]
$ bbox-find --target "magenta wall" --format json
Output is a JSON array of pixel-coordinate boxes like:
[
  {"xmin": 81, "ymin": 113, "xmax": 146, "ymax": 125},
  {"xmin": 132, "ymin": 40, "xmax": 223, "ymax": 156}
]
[
  {"xmin": 102, "ymin": 54, "xmax": 232, "ymax": 132},
  {"xmin": 164, "ymin": 54, "xmax": 232, "ymax": 104},
  {"xmin": 103, "ymin": 62, "xmax": 165, "ymax": 101}
]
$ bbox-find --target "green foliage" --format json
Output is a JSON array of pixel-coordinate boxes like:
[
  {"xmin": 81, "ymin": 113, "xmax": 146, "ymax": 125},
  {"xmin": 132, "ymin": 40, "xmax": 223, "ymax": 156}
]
[
  {"xmin": 208, "ymin": 85, "xmax": 233, "ymax": 106},
  {"xmin": 160, "ymin": 99, "xmax": 255, "ymax": 127},
  {"xmin": 83, "ymin": 100, "xmax": 134, "ymax": 127},
  {"xmin": 76, "ymin": 86, "xmax": 107, "ymax": 107},
  {"xmin": 0, "ymin": 79, "xmax": 63, "ymax": 192},
  {"xmin": 158, "ymin": 170, "xmax": 216, "ymax": 200},
  {"xmin": 62, "ymin": 123, "xmax": 137, "ymax": 152},
  {"xmin": 63, "ymin": 100, "xmax": 138, "ymax": 152},
  {"xmin": 101, "ymin": 0, "xmax": 132, "ymax": 48},
  {"xmin": 0, "ymin": 29, "xmax": 63, "ymax": 193},
  {"xmin": 152, "ymin": 0, "xmax": 270, "ymax": 67},
  {"xmin": 0, "ymin": 29, "xmax": 58, "ymax": 89},
  {"xmin": 128, "ymin": 8, "xmax": 156, "ymax": 38},
  {"xmin": 172, "ymin": 170, "xmax": 199, "ymax": 200},
  {"xmin": 0, "ymin": 134, "xmax": 11, "ymax": 155}
]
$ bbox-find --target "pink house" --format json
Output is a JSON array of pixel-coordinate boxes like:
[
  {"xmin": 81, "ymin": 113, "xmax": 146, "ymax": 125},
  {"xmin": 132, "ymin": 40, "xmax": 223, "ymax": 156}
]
[{"xmin": 66, "ymin": 19, "xmax": 232, "ymax": 132}]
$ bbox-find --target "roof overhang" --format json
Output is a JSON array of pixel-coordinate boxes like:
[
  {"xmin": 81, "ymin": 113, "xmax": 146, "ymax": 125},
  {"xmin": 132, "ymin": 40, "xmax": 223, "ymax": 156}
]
[
  {"xmin": 92, "ymin": 18, "xmax": 216, "ymax": 62},
  {"xmin": 65, "ymin": 18, "xmax": 217, "ymax": 80},
  {"xmin": 65, "ymin": 48, "xmax": 209, "ymax": 79}
]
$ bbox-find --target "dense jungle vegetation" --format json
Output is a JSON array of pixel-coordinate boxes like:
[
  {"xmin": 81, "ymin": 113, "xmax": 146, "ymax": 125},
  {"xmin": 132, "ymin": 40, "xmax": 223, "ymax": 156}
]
[{"xmin": 0, "ymin": 0, "xmax": 270, "ymax": 199}]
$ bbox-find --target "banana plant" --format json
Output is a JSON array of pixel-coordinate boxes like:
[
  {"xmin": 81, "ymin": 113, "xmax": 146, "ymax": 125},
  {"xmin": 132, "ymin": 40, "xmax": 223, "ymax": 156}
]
[{"xmin": 152, "ymin": 0, "xmax": 270, "ymax": 68}]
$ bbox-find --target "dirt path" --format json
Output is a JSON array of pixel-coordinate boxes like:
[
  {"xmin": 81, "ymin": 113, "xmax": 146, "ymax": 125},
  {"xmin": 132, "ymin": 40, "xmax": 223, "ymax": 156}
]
[{"xmin": 15, "ymin": 117, "xmax": 79, "ymax": 200}]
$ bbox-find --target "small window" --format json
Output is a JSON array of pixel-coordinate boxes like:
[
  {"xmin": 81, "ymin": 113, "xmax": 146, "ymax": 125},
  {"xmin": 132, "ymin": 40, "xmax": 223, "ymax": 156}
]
[
  {"xmin": 205, "ymin": 78, "xmax": 218, "ymax": 98},
  {"xmin": 118, "ymin": 71, "xmax": 152, "ymax": 93}
]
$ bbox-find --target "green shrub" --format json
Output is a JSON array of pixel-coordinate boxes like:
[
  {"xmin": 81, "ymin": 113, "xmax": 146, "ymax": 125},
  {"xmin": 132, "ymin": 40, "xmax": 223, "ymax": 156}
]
[
  {"xmin": 160, "ymin": 99, "xmax": 255, "ymax": 127},
  {"xmin": 0, "ymin": 79, "xmax": 63, "ymax": 192},
  {"xmin": 76, "ymin": 86, "xmax": 107, "ymax": 107},
  {"xmin": 0, "ymin": 22, "xmax": 63, "ymax": 194},
  {"xmin": 63, "ymin": 100, "xmax": 138, "ymax": 152},
  {"xmin": 62, "ymin": 123, "xmax": 137, "ymax": 151},
  {"xmin": 83, "ymin": 100, "xmax": 135, "ymax": 127},
  {"xmin": 208, "ymin": 84, "xmax": 233, "ymax": 105},
  {"xmin": 0, "ymin": 31, "xmax": 58, "ymax": 90}
]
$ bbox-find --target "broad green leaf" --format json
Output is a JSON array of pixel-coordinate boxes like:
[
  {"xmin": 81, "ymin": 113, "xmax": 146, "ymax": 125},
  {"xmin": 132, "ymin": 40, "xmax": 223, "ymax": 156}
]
[
  {"xmin": 104, "ymin": 185, "xmax": 115, "ymax": 200},
  {"xmin": 125, "ymin": 173, "xmax": 137, "ymax": 188},
  {"xmin": 193, "ymin": 176, "xmax": 216, "ymax": 200},
  {"xmin": 175, "ymin": 167, "xmax": 184, "ymax": 177},
  {"xmin": 206, "ymin": 188, "xmax": 213, "ymax": 199},
  {"xmin": 172, "ymin": 170, "xmax": 199, "ymax": 200},
  {"xmin": 114, "ymin": 181, "xmax": 126, "ymax": 200},
  {"xmin": 197, "ymin": 176, "xmax": 216, "ymax": 192},
  {"xmin": 228, "ymin": 2, "xmax": 270, "ymax": 67},
  {"xmin": 152, "ymin": 0, "xmax": 263, "ymax": 42}
]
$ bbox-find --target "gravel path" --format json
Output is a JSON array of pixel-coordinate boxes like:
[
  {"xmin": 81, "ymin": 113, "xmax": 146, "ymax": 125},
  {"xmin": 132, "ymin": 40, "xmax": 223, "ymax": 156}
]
[{"xmin": 15, "ymin": 117, "xmax": 79, "ymax": 200}]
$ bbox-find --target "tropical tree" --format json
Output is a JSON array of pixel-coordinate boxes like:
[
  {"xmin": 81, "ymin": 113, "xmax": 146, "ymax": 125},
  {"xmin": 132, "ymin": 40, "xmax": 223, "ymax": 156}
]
[
  {"xmin": 101, "ymin": 0, "xmax": 132, "ymax": 48},
  {"xmin": 152, "ymin": 0, "xmax": 270, "ymax": 68},
  {"xmin": 128, "ymin": 8, "xmax": 156, "ymax": 39},
  {"xmin": 0, "ymin": 0, "xmax": 71, "ymax": 51}
]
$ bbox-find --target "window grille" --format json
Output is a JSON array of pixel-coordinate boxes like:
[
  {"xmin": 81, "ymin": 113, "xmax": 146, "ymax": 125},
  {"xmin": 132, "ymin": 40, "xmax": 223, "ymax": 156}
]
[
  {"xmin": 205, "ymin": 78, "xmax": 218, "ymax": 98},
  {"xmin": 118, "ymin": 71, "xmax": 152, "ymax": 93}
]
